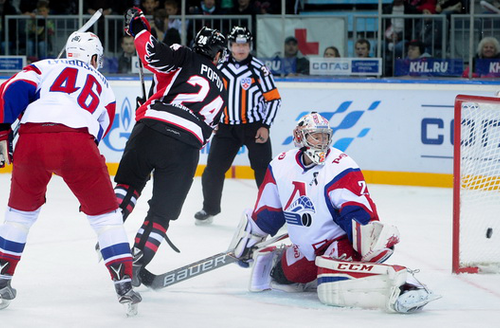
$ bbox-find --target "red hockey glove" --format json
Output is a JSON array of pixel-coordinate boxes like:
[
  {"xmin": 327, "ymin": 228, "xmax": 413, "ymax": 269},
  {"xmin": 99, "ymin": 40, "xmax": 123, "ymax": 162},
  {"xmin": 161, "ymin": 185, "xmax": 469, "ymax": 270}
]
[
  {"xmin": 0, "ymin": 129, "xmax": 12, "ymax": 168},
  {"xmin": 124, "ymin": 7, "xmax": 151, "ymax": 37}
]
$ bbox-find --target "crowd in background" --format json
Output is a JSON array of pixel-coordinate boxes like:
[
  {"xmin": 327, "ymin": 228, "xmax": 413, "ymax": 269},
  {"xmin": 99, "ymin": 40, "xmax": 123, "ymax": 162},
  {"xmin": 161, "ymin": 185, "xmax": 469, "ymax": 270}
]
[{"xmin": 0, "ymin": 0, "xmax": 499, "ymax": 77}]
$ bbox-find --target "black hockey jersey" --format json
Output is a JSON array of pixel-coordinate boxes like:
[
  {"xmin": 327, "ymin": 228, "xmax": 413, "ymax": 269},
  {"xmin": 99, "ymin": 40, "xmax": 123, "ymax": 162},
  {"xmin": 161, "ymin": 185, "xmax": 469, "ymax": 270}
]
[{"xmin": 134, "ymin": 30, "xmax": 227, "ymax": 148}]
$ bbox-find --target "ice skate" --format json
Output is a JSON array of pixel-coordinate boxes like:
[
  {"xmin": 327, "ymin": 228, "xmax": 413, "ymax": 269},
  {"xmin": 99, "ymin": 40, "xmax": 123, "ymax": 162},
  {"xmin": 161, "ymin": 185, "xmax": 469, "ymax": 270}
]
[
  {"xmin": 0, "ymin": 277, "xmax": 16, "ymax": 310},
  {"xmin": 114, "ymin": 275, "xmax": 142, "ymax": 317},
  {"xmin": 194, "ymin": 210, "xmax": 215, "ymax": 225}
]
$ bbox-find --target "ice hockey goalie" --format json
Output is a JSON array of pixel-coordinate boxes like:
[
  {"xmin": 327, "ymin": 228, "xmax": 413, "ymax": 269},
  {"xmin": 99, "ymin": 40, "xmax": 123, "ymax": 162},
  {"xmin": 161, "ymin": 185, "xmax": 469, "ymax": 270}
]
[{"xmin": 229, "ymin": 112, "xmax": 441, "ymax": 313}]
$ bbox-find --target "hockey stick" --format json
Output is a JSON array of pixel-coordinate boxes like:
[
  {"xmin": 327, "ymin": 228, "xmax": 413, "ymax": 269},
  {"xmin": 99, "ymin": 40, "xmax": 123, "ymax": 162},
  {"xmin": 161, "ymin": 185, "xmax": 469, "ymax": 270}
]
[
  {"xmin": 135, "ymin": 53, "xmax": 147, "ymax": 109},
  {"xmin": 56, "ymin": 8, "xmax": 104, "ymax": 59},
  {"xmin": 139, "ymin": 233, "xmax": 289, "ymax": 290}
]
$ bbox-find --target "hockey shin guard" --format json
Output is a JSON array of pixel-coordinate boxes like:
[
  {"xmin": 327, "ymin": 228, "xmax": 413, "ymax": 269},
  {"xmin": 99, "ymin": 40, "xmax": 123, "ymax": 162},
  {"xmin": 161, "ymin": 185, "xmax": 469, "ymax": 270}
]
[
  {"xmin": 88, "ymin": 209, "xmax": 133, "ymax": 280},
  {"xmin": 0, "ymin": 207, "xmax": 39, "ymax": 276}
]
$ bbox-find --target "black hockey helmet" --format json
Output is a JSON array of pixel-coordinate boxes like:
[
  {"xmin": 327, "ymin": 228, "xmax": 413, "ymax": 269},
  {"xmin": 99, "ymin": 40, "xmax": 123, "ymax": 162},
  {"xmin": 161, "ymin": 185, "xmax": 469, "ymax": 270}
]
[
  {"xmin": 227, "ymin": 26, "xmax": 253, "ymax": 47},
  {"xmin": 193, "ymin": 26, "xmax": 228, "ymax": 62}
]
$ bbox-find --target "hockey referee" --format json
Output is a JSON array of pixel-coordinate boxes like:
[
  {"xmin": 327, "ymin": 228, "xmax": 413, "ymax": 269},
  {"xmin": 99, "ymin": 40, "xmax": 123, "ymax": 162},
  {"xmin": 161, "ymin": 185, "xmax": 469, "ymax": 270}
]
[{"xmin": 195, "ymin": 26, "xmax": 282, "ymax": 225}]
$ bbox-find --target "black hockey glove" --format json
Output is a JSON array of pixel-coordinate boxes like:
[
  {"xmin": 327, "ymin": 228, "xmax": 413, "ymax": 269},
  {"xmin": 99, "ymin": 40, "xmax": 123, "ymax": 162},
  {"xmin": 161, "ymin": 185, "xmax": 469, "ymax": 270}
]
[
  {"xmin": 124, "ymin": 7, "xmax": 151, "ymax": 37},
  {"xmin": 136, "ymin": 96, "xmax": 146, "ymax": 110}
]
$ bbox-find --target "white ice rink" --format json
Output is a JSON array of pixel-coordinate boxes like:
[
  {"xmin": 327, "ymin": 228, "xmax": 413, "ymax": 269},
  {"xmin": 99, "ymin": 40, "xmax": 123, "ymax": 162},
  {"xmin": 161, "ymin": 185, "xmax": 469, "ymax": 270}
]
[{"xmin": 1, "ymin": 174, "xmax": 500, "ymax": 327}]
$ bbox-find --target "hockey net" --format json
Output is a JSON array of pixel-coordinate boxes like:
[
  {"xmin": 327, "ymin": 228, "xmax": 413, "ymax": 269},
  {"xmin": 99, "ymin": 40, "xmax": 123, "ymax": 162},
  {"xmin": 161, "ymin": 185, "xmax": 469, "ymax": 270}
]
[{"xmin": 453, "ymin": 94, "xmax": 500, "ymax": 274}]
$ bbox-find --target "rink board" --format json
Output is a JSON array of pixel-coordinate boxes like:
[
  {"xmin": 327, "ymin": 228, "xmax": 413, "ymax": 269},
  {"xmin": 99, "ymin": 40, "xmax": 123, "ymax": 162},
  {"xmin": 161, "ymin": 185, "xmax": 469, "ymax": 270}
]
[{"xmin": 1, "ymin": 78, "xmax": 498, "ymax": 187}]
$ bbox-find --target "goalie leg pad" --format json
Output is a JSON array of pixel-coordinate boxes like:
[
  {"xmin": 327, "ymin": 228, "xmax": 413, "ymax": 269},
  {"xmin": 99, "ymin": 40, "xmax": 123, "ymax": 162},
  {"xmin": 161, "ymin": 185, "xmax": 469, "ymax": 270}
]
[{"xmin": 315, "ymin": 256, "xmax": 407, "ymax": 311}]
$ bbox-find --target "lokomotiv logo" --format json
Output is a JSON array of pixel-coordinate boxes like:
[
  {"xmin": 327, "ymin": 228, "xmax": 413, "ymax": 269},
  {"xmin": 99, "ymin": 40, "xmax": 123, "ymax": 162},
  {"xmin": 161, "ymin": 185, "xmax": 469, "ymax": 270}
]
[
  {"xmin": 284, "ymin": 195, "xmax": 315, "ymax": 227},
  {"xmin": 282, "ymin": 101, "xmax": 380, "ymax": 152}
]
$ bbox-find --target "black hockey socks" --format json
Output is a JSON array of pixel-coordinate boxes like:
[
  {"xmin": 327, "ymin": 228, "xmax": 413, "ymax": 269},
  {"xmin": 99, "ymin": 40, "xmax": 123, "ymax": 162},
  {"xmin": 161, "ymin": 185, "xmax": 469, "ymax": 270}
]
[{"xmin": 115, "ymin": 184, "xmax": 141, "ymax": 221}]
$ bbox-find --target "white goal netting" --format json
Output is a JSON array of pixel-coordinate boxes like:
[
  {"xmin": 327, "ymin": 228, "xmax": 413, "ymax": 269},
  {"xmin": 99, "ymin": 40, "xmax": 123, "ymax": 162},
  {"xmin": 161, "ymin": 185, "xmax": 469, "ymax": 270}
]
[{"xmin": 455, "ymin": 96, "xmax": 500, "ymax": 273}]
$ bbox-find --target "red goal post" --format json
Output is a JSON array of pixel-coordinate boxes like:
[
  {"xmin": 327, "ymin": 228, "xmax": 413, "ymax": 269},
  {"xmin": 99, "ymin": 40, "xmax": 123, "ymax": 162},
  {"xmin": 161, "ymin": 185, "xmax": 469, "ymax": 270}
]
[{"xmin": 453, "ymin": 94, "xmax": 500, "ymax": 274}]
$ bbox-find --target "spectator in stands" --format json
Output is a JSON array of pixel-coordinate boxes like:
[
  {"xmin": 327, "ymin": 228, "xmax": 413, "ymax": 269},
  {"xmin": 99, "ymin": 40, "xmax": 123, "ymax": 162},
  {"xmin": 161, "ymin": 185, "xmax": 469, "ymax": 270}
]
[
  {"xmin": 0, "ymin": 0, "xmax": 19, "ymax": 55},
  {"xmin": 230, "ymin": 0, "xmax": 259, "ymax": 15},
  {"xmin": 383, "ymin": 0, "xmax": 420, "ymax": 75},
  {"xmin": 220, "ymin": 0, "xmax": 234, "ymax": 12},
  {"xmin": 26, "ymin": 0, "xmax": 54, "ymax": 59},
  {"xmin": 384, "ymin": 0, "xmax": 419, "ymax": 55},
  {"xmin": 84, "ymin": 0, "xmax": 126, "ymax": 54},
  {"xmin": 229, "ymin": 0, "xmax": 259, "ymax": 36},
  {"xmin": 51, "ymin": 0, "xmax": 78, "ymax": 14},
  {"xmin": 20, "ymin": 0, "xmax": 37, "ymax": 15},
  {"xmin": 151, "ymin": 8, "xmax": 168, "ymax": 39},
  {"xmin": 415, "ymin": 0, "xmax": 437, "ymax": 14},
  {"xmin": 462, "ymin": 36, "xmax": 500, "ymax": 78},
  {"xmin": 151, "ymin": 8, "xmax": 181, "ymax": 45},
  {"xmin": 189, "ymin": 0, "xmax": 224, "ymax": 14},
  {"xmin": 284, "ymin": 36, "xmax": 309, "ymax": 76},
  {"xmin": 436, "ymin": 0, "xmax": 463, "ymax": 14},
  {"xmin": 324, "ymin": 46, "xmax": 341, "ymax": 58},
  {"xmin": 85, "ymin": 0, "xmax": 113, "ymax": 16},
  {"xmin": 141, "ymin": 0, "xmax": 160, "ymax": 15},
  {"xmin": 415, "ymin": 3, "xmax": 444, "ymax": 57},
  {"xmin": 188, "ymin": 0, "xmax": 227, "ymax": 45},
  {"xmin": 164, "ymin": 0, "xmax": 182, "ymax": 34},
  {"xmin": 355, "ymin": 39, "xmax": 371, "ymax": 58},
  {"xmin": 256, "ymin": 1, "xmax": 273, "ymax": 14},
  {"xmin": 407, "ymin": 40, "xmax": 431, "ymax": 59},
  {"xmin": 118, "ymin": 35, "xmax": 136, "ymax": 74}
]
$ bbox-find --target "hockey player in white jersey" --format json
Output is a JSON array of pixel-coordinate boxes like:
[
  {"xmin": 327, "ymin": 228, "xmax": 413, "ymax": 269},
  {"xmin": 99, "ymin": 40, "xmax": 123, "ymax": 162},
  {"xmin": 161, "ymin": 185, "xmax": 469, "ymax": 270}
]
[
  {"xmin": 230, "ymin": 112, "xmax": 440, "ymax": 313},
  {"xmin": 0, "ymin": 32, "xmax": 141, "ymax": 315}
]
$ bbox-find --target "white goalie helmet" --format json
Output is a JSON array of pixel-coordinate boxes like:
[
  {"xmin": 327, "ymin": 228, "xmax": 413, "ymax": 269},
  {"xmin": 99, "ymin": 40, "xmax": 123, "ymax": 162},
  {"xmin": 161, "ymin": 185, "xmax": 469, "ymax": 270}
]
[
  {"xmin": 293, "ymin": 112, "xmax": 333, "ymax": 165},
  {"xmin": 65, "ymin": 31, "xmax": 104, "ymax": 69}
]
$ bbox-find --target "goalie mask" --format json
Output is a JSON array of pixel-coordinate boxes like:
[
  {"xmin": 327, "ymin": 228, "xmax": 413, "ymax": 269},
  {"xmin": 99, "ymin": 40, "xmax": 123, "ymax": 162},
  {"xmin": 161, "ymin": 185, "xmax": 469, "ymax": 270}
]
[
  {"xmin": 293, "ymin": 112, "xmax": 333, "ymax": 165},
  {"xmin": 65, "ymin": 31, "xmax": 104, "ymax": 69}
]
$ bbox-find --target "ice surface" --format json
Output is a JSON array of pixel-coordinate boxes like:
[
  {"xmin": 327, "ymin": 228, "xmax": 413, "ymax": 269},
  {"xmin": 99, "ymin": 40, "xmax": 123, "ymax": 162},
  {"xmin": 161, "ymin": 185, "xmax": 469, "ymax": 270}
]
[{"xmin": 1, "ymin": 174, "xmax": 500, "ymax": 327}]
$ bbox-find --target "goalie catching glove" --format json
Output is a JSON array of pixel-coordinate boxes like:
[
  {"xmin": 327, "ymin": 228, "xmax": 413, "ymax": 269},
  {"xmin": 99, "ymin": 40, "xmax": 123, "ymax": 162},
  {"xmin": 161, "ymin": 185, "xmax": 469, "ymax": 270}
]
[
  {"xmin": 0, "ymin": 127, "xmax": 12, "ymax": 168},
  {"xmin": 228, "ymin": 209, "xmax": 268, "ymax": 268},
  {"xmin": 124, "ymin": 7, "xmax": 151, "ymax": 37}
]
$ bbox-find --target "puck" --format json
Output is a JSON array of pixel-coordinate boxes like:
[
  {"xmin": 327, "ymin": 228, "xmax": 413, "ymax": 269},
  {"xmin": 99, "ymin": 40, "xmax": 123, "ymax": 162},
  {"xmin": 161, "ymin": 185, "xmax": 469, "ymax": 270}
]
[{"xmin": 486, "ymin": 228, "xmax": 493, "ymax": 239}]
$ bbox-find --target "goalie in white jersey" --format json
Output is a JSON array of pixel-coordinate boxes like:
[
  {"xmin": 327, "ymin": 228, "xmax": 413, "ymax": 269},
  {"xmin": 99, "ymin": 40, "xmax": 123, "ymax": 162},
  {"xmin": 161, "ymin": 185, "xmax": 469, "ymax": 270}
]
[
  {"xmin": 0, "ymin": 32, "xmax": 141, "ymax": 314},
  {"xmin": 230, "ymin": 112, "xmax": 440, "ymax": 313}
]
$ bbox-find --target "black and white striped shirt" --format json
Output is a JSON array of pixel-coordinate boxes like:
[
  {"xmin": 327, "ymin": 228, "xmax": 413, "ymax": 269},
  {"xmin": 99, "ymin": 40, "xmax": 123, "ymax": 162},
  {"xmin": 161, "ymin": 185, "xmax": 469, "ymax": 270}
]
[{"xmin": 217, "ymin": 55, "xmax": 281, "ymax": 127}]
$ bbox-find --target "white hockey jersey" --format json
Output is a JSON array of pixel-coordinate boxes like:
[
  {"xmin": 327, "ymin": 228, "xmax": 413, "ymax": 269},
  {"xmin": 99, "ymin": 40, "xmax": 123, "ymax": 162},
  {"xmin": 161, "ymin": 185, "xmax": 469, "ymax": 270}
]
[
  {"xmin": 252, "ymin": 147, "xmax": 380, "ymax": 261},
  {"xmin": 0, "ymin": 59, "xmax": 116, "ymax": 142}
]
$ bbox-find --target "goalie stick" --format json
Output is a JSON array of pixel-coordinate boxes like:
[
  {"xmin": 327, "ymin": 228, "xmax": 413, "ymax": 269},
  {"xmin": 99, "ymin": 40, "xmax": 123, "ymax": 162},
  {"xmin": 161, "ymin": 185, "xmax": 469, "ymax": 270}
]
[
  {"xmin": 139, "ymin": 233, "xmax": 289, "ymax": 290},
  {"xmin": 56, "ymin": 8, "xmax": 104, "ymax": 59}
]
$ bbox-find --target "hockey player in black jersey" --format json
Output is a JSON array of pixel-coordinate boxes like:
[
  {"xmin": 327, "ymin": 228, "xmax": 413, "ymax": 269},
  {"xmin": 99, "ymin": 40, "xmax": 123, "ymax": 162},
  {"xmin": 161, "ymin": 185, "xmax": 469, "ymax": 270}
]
[
  {"xmin": 114, "ymin": 7, "xmax": 228, "ymax": 286},
  {"xmin": 195, "ymin": 26, "xmax": 282, "ymax": 225}
]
